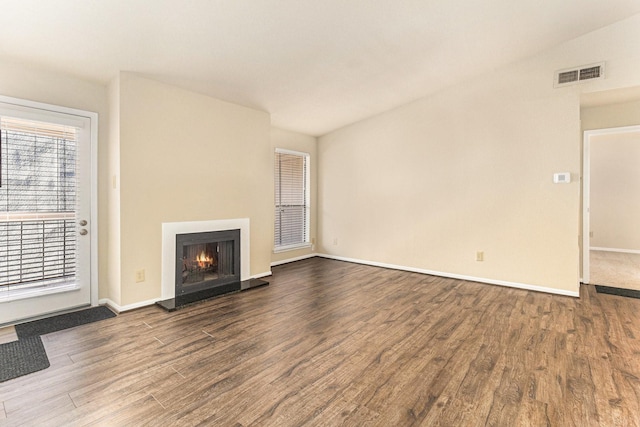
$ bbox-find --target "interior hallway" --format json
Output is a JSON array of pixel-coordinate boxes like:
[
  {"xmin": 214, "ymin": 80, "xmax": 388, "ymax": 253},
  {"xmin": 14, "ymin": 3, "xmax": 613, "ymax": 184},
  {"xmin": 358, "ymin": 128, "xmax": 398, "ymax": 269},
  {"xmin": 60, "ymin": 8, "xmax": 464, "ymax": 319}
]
[{"xmin": 590, "ymin": 250, "xmax": 640, "ymax": 291}]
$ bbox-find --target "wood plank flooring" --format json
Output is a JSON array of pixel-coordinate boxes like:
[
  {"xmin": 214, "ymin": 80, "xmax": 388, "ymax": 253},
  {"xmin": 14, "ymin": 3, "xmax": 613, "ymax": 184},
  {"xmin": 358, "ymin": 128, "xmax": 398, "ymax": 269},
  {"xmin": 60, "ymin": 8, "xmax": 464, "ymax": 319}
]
[
  {"xmin": 0, "ymin": 326, "xmax": 17, "ymax": 345},
  {"xmin": 1, "ymin": 257, "xmax": 639, "ymax": 426}
]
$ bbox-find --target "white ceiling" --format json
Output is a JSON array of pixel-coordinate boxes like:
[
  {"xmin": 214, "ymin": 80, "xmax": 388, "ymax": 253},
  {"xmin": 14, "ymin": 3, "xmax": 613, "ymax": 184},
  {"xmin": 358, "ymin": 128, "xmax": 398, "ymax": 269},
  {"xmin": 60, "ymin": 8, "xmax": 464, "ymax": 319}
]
[{"xmin": 1, "ymin": 1, "xmax": 639, "ymax": 136}]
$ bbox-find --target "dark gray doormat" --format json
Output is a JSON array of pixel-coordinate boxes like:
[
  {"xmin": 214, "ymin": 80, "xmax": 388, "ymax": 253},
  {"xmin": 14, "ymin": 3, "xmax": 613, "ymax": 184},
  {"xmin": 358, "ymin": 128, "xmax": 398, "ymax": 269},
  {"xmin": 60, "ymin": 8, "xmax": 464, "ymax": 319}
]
[
  {"xmin": 1, "ymin": 306, "xmax": 116, "ymax": 383},
  {"xmin": 15, "ymin": 306, "xmax": 116, "ymax": 339},
  {"xmin": 595, "ymin": 285, "xmax": 640, "ymax": 299},
  {"xmin": 0, "ymin": 336, "xmax": 50, "ymax": 382}
]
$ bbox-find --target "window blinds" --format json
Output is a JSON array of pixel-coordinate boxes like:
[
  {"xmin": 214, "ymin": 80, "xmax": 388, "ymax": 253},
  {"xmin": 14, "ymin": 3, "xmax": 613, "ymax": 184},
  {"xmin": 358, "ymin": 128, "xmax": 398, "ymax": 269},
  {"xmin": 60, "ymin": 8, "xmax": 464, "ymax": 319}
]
[
  {"xmin": 0, "ymin": 116, "xmax": 77, "ymax": 290},
  {"xmin": 274, "ymin": 150, "xmax": 309, "ymax": 249}
]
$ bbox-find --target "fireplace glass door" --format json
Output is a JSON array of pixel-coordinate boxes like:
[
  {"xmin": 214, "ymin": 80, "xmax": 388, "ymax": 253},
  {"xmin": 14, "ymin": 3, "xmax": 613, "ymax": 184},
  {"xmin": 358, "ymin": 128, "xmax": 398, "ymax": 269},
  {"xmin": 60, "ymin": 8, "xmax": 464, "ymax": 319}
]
[{"xmin": 175, "ymin": 229, "xmax": 240, "ymax": 296}]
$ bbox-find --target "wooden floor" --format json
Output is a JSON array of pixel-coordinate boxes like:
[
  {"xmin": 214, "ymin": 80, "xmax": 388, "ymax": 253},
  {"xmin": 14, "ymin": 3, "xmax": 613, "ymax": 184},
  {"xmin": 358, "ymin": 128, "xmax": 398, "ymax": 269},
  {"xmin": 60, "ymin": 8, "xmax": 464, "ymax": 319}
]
[
  {"xmin": 1, "ymin": 257, "xmax": 639, "ymax": 426},
  {"xmin": 0, "ymin": 326, "xmax": 18, "ymax": 345}
]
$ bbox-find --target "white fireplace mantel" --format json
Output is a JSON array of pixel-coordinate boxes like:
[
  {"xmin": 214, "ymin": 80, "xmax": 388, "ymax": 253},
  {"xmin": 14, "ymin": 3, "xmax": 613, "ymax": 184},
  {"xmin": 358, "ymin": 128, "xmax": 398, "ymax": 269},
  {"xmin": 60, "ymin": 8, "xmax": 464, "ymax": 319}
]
[{"xmin": 161, "ymin": 218, "xmax": 250, "ymax": 299}]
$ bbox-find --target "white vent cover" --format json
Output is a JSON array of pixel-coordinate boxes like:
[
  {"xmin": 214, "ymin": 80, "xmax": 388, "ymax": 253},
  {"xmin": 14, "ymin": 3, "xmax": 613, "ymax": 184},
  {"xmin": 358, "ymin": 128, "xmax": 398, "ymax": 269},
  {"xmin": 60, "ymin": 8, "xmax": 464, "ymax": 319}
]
[{"xmin": 554, "ymin": 62, "xmax": 605, "ymax": 88}]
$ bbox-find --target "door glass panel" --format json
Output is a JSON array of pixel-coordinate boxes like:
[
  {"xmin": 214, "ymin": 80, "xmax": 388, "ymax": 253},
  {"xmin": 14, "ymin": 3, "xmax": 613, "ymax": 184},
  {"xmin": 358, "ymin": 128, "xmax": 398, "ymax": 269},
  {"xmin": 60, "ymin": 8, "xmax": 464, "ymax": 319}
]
[{"xmin": 0, "ymin": 116, "xmax": 79, "ymax": 299}]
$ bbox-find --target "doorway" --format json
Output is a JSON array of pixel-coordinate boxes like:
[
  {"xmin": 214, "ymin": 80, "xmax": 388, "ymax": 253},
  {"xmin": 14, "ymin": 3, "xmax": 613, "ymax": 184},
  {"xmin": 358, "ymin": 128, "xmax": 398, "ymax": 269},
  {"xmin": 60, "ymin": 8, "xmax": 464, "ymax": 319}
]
[
  {"xmin": 0, "ymin": 96, "xmax": 97, "ymax": 325},
  {"xmin": 583, "ymin": 125, "xmax": 640, "ymax": 290}
]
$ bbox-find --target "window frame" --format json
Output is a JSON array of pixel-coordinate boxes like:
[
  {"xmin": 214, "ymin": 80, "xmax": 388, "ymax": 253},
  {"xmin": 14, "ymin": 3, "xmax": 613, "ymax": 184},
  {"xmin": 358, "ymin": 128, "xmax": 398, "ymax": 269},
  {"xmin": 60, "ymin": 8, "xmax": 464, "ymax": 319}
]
[{"xmin": 273, "ymin": 148, "xmax": 311, "ymax": 253}]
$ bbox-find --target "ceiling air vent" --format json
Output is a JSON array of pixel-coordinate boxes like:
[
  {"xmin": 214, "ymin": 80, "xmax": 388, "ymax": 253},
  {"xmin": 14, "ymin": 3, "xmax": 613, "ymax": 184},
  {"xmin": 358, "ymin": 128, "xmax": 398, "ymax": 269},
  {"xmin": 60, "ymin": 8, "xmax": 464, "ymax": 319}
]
[{"xmin": 554, "ymin": 62, "xmax": 605, "ymax": 88}]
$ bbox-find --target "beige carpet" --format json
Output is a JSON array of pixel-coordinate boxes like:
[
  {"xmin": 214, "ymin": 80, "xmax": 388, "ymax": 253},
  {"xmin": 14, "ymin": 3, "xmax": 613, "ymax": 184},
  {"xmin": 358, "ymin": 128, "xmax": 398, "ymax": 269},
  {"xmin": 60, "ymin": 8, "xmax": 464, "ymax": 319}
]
[{"xmin": 590, "ymin": 250, "xmax": 640, "ymax": 291}]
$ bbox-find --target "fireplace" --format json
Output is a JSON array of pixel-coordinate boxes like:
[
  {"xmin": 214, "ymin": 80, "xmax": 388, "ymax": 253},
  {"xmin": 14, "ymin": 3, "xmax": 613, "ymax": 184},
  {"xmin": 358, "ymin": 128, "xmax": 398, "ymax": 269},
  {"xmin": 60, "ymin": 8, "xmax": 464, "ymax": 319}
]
[
  {"xmin": 176, "ymin": 229, "xmax": 240, "ymax": 298},
  {"xmin": 158, "ymin": 218, "xmax": 268, "ymax": 311}
]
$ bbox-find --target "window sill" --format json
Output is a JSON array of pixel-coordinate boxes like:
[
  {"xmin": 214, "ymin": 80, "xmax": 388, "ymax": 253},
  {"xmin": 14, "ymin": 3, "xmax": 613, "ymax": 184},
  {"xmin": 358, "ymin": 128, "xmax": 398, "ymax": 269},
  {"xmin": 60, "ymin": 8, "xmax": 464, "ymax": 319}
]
[
  {"xmin": 0, "ymin": 281, "xmax": 80, "ymax": 304},
  {"xmin": 273, "ymin": 243, "xmax": 312, "ymax": 254}
]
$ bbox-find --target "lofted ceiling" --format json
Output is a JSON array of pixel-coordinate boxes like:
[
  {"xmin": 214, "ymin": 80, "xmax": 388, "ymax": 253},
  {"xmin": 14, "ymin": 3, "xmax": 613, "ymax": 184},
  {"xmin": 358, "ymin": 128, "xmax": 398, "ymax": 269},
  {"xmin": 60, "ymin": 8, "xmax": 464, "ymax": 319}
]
[{"xmin": 1, "ymin": 0, "xmax": 639, "ymax": 136}]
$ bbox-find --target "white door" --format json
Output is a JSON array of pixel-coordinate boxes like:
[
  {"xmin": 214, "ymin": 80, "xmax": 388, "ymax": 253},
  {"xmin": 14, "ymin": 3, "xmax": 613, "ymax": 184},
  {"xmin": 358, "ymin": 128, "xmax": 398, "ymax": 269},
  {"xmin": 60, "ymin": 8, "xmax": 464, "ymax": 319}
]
[{"xmin": 0, "ymin": 97, "xmax": 97, "ymax": 325}]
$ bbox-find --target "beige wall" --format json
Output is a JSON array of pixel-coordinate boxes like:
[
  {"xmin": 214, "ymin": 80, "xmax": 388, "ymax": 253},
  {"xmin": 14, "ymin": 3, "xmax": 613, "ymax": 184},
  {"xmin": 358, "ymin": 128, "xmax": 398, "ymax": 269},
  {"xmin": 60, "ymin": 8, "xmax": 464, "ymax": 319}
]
[
  {"xmin": 590, "ymin": 131, "xmax": 640, "ymax": 250},
  {"xmin": 270, "ymin": 127, "xmax": 318, "ymax": 264},
  {"xmin": 582, "ymin": 99, "xmax": 640, "ymax": 131},
  {"xmin": 318, "ymin": 15, "xmax": 640, "ymax": 294},
  {"xmin": 0, "ymin": 59, "xmax": 110, "ymax": 299},
  {"xmin": 115, "ymin": 73, "xmax": 272, "ymax": 306}
]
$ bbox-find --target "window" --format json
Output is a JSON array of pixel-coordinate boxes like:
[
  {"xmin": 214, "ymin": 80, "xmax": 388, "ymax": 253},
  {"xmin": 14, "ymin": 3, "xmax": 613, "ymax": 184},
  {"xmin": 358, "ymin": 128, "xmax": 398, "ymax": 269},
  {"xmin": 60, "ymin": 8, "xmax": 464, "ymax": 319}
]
[
  {"xmin": 274, "ymin": 148, "xmax": 310, "ymax": 251},
  {"xmin": 0, "ymin": 115, "xmax": 78, "ymax": 296}
]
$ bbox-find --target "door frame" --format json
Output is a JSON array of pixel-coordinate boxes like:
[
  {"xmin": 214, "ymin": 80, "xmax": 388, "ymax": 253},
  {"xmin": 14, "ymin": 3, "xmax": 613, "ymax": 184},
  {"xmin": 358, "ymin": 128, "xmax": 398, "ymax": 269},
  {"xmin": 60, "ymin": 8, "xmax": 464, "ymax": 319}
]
[
  {"xmin": 0, "ymin": 94, "xmax": 98, "ymax": 308},
  {"xmin": 582, "ymin": 124, "xmax": 640, "ymax": 284}
]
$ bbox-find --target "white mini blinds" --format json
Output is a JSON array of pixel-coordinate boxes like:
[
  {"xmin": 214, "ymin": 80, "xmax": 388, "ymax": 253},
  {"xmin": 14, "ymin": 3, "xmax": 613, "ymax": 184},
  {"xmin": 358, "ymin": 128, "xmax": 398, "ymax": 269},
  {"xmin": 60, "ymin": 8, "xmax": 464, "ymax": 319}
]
[
  {"xmin": 274, "ymin": 149, "xmax": 310, "ymax": 251},
  {"xmin": 0, "ymin": 116, "xmax": 78, "ymax": 292}
]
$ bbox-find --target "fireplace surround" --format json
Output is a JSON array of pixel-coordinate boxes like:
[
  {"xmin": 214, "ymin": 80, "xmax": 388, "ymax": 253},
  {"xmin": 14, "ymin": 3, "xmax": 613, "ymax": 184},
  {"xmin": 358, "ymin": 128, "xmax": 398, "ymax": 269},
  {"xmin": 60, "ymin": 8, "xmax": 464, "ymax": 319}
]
[{"xmin": 157, "ymin": 218, "xmax": 267, "ymax": 311}]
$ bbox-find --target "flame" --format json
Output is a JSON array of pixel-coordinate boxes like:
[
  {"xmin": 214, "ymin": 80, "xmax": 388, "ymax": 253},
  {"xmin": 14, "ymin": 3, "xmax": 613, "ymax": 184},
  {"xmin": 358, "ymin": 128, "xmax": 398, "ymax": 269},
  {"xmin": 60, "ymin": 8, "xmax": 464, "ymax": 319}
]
[{"xmin": 196, "ymin": 250, "xmax": 213, "ymax": 267}]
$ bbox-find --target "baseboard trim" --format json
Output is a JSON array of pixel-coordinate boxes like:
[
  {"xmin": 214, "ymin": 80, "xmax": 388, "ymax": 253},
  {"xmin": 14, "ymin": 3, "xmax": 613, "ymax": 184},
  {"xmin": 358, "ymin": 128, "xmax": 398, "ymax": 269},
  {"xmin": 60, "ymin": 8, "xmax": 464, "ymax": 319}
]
[
  {"xmin": 271, "ymin": 253, "xmax": 318, "ymax": 267},
  {"xmin": 100, "ymin": 273, "xmax": 272, "ymax": 314},
  {"xmin": 591, "ymin": 247, "xmax": 640, "ymax": 255},
  {"xmin": 99, "ymin": 298, "xmax": 160, "ymax": 313},
  {"xmin": 251, "ymin": 271, "xmax": 273, "ymax": 279},
  {"xmin": 316, "ymin": 254, "xmax": 580, "ymax": 298}
]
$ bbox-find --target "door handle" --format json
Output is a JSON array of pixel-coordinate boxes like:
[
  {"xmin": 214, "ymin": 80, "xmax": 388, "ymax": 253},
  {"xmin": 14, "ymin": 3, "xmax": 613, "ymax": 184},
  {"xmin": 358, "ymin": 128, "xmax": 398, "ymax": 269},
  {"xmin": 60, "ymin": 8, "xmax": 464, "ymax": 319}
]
[
  {"xmin": 79, "ymin": 220, "xmax": 88, "ymax": 226},
  {"xmin": 79, "ymin": 229, "xmax": 88, "ymax": 236}
]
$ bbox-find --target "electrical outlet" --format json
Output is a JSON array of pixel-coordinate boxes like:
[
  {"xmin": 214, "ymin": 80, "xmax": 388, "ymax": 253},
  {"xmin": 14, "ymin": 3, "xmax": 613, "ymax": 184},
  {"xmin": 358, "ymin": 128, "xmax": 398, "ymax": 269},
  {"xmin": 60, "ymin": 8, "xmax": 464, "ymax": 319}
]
[
  {"xmin": 333, "ymin": 238, "xmax": 338, "ymax": 246},
  {"xmin": 589, "ymin": 231, "xmax": 594, "ymax": 238},
  {"xmin": 135, "ymin": 269, "xmax": 145, "ymax": 283},
  {"xmin": 476, "ymin": 251, "xmax": 484, "ymax": 262}
]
